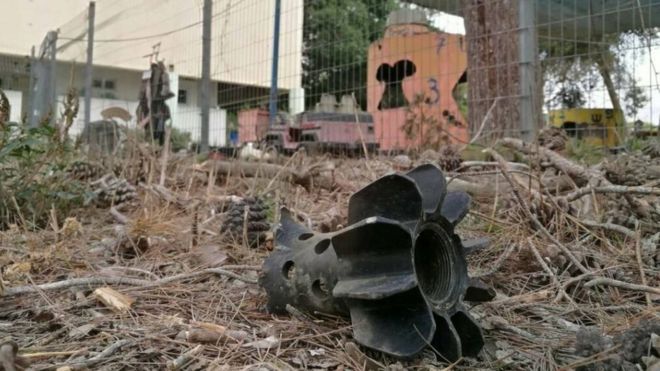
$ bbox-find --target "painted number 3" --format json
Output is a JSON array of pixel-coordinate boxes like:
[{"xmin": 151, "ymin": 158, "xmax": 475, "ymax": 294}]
[{"xmin": 427, "ymin": 78, "xmax": 439, "ymax": 105}]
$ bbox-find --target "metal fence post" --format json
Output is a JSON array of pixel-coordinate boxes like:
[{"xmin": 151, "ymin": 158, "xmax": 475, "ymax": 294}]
[
  {"xmin": 269, "ymin": 0, "xmax": 281, "ymax": 126},
  {"xmin": 518, "ymin": 0, "xmax": 538, "ymax": 141},
  {"xmin": 48, "ymin": 31, "xmax": 58, "ymax": 125},
  {"xmin": 200, "ymin": 0, "xmax": 212, "ymax": 153},
  {"xmin": 27, "ymin": 46, "xmax": 35, "ymax": 125},
  {"xmin": 84, "ymin": 1, "xmax": 96, "ymax": 129}
]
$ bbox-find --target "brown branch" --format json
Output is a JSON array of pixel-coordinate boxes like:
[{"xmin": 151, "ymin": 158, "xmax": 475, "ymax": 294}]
[
  {"xmin": 209, "ymin": 160, "xmax": 336, "ymax": 191},
  {"xmin": 109, "ymin": 207, "xmax": 129, "ymax": 224},
  {"xmin": 500, "ymin": 137, "xmax": 653, "ymax": 218},
  {"xmin": 499, "ymin": 138, "xmax": 602, "ymax": 185},
  {"xmin": 168, "ymin": 345, "xmax": 202, "ymax": 370},
  {"xmin": 59, "ymin": 339, "xmax": 131, "ymax": 370},
  {"xmin": 564, "ymin": 184, "xmax": 660, "ymax": 202},
  {"xmin": 526, "ymin": 238, "xmax": 575, "ymax": 305},
  {"xmin": 584, "ymin": 277, "xmax": 660, "ymax": 295},
  {"xmin": 580, "ymin": 220, "xmax": 636, "ymax": 238},
  {"xmin": 446, "ymin": 177, "xmax": 496, "ymax": 197},
  {"xmin": 459, "ymin": 160, "xmax": 530, "ymax": 171}
]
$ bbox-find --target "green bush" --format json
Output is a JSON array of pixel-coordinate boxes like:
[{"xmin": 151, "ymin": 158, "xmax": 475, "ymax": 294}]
[
  {"xmin": 564, "ymin": 139, "xmax": 606, "ymax": 165},
  {"xmin": 170, "ymin": 126, "xmax": 192, "ymax": 152},
  {"xmin": 118, "ymin": 125, "xmax": 191, "ymax": 152},
  {"xmin": 0, "ymin": 123, "xmax": 88, "ymax": 230}
]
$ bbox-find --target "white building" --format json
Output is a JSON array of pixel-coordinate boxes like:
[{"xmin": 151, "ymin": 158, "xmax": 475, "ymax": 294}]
[{"xmin": 0, "ymin": 0, "xmax": 304, "ymax": 146}]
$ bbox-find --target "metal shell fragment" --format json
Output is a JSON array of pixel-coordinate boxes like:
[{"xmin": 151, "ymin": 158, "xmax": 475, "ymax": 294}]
[{"xmin": 260, "ymin": 164, "xmax": 493, "ymax": 359}]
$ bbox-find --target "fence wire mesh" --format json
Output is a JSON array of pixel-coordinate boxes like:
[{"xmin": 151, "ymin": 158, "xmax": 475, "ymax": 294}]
[{"xmin": 16, "ymin": 0, "xmax": 660, "ymax": 156}]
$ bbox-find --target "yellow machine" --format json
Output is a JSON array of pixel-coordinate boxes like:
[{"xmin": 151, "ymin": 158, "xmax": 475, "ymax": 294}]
[{"xmin": 548, "ymin": 108, "xmax": 625, "ymax": 147}]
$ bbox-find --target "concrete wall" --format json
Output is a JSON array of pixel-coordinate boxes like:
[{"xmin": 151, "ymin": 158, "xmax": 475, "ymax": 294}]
[
  {"xmin": 3, "ymin": 90, "xmax": 23, "ymax": 123},
  {"xmin": 176, "ymin": 106, "xmax": 227, "ymax": 147},
  {"xmin": 68, "ymin": 97, "xmax": 227, "ymax": 147},
  {"xmin": 54, "ymin": 62, "xmax": 143, "ymax": 102}
]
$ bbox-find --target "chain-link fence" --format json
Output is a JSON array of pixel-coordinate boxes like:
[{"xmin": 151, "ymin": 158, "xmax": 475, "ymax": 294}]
[{"xmin": 15, "ymin": 0, "xmax": 660, "ymax": 156}]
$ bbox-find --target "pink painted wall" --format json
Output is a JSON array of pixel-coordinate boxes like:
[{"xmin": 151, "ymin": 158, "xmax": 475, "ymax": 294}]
[
  {"xmin": 368, "ymin": 25, "xmax": 469, "ymax": 151},
  {"xmin": 238, "ymin": 109, "xmax": 269, "ymax": 144}
]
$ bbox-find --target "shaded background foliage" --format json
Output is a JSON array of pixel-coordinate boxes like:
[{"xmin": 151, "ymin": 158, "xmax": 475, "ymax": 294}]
[{"xmin": 302, "ymin": 0, "xmax": 398, "ymax": 109}]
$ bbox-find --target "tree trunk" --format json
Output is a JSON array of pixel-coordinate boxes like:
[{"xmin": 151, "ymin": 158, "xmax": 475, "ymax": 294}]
[
  {"xmin": 596, "ymin": 51, "xmax": 623, "ymax": 113},
  {"xmin": 463, "ymin": 0, "xmax": 520, "ymax": 143}
]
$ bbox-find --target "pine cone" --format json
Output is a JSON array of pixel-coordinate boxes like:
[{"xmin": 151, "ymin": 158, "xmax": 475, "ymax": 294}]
[
  {"xmin": 418, "ymin": 146, "xmax": 462, "ymax": 172},
  {"xmin": 642, "ymin": 139, "xmax": 660, "ymax": 159},
  {"xmin": 220, "ymin": 197, "xmax": 270, "ymax": 248},
  {"xmin": 93, "ymin": 176, "xmax": 137, "ymax": 207},
  {"xmin": 537, "ymin": 126, "xmax": 568, "ymax": 152},
  {"xmin": 603, "ymin": 153, "xmax": 660, "ymax": 186},
  {"xmin": 68, "ymin": 161, "xmax": 105, "ymax": 181},
  {"xmin": 437, "ymin": 145, "xmax": 462, "ymax": 171}
]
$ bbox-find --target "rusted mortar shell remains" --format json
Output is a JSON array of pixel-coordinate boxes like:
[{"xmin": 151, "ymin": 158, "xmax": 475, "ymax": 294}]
[{"xmin": 260, "ymin": 164, "xmax": 493, "ymax": 360}]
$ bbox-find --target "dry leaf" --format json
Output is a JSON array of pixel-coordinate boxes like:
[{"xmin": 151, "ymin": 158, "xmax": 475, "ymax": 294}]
[
  {"xmin": 309, "ymin": 348, "xmax": 325, "ymax": 357},
  {"xmin": 93, "ymin": 287, "xmax": 134, "ymax": 312},
  {"xmin": 191, "ymin": 321, "xmax": 227, "ymax": 333},
  {"xmin": 242, "ymin": 336, "xmax": 279, "ymax": 349},
  {"xmin": 60, "ymin": 217, "xmax": 83, "ymax": 238},
  {"xmin": 68, "ymin": 323, "xmax": 96, "ymax": 339},
  {"xmin": 3, "ymin": 262, "xmax": 31, "ymax": 281},
  {"xmin": 192, "ymin": 245, "xmax": 228, "ymax": 267}
]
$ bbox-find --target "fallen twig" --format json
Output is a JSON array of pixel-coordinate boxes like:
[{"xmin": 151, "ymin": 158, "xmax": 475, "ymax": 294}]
[
  {"xmin": 526, "ymin": 238, "xmax": 575, "ymax": 305},
  {"xmin": 463, "ymin": 96, "xmax": 500, "ymax": 148},
  {"xmin": 446, "ymin": 177, "xmax": 496, "ymax": 197},
  {"xmin": 499, "ymin": 138, "xmax": 601, "ymax": 185},
  {"xmin": 633, "ymin": 226, "xmax": 652, "ymax": 306},
  {"xmin": 501, "ymin": 137, "xmax": 653, "ymax": 217},
  {"xmin": 580, "ymin": 220, "xmax": 636, "ymax": 238},
  {"xmin": 350, "ymin": 92, "xmax": 373, "ymax": 174},
  {"xmin": 564, "ymin": 184, "xmax": 660, "ymax": 202},
  {"xmin": 58, "ymin": 339, "xmax": 130, "ymax": 370},
  {"xmin": 584, "ymin": 277, "xmax": 660, "ymax": 295},
  {"xmin": 159, "ymin": 126, "xmax": 172, "ymax": 187},
  {"xmin": 484, "ymin": 148, "xmax": 589, "ymax": 274},
  {"xmin": 209, "ymin": 160, "xmax": 336, "ymax": 191},
  {"xmin": 2, "ymin": 267, "xmax": 257, "ymax": 296},
  {"xmin": 459, "ymin": 160, "xmax": 530, "ymax": 171},
  {"xmin": 168, "ymin": 344, "xmax": 203, "ymax": 370},
  {"xmin": 474, "ymin": 243, "xmax": 517, "ymax": 277},
  {"xmin": 109, "ymin": 207, "xmax": 129, "ymax": 224}
]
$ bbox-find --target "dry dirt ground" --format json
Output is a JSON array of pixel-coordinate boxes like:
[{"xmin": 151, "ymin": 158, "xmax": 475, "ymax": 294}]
[{"xmin": 1, "ymin": 147, "xmax": 659, "ymax": 371}]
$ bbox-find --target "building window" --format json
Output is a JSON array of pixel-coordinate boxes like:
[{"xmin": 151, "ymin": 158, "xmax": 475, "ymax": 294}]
[
  {"xmin": 92, "ymin": 79, "xmax": 116, "ymax": 90},
  {"xmin": 178, "ymin": 89, "xmax": 187, "ymax": 104}
]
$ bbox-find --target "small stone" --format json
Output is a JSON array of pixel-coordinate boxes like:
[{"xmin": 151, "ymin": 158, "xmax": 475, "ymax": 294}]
[{"xmin": 393, "ymin": 154, "xmax": 412, "ymax": 169}]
